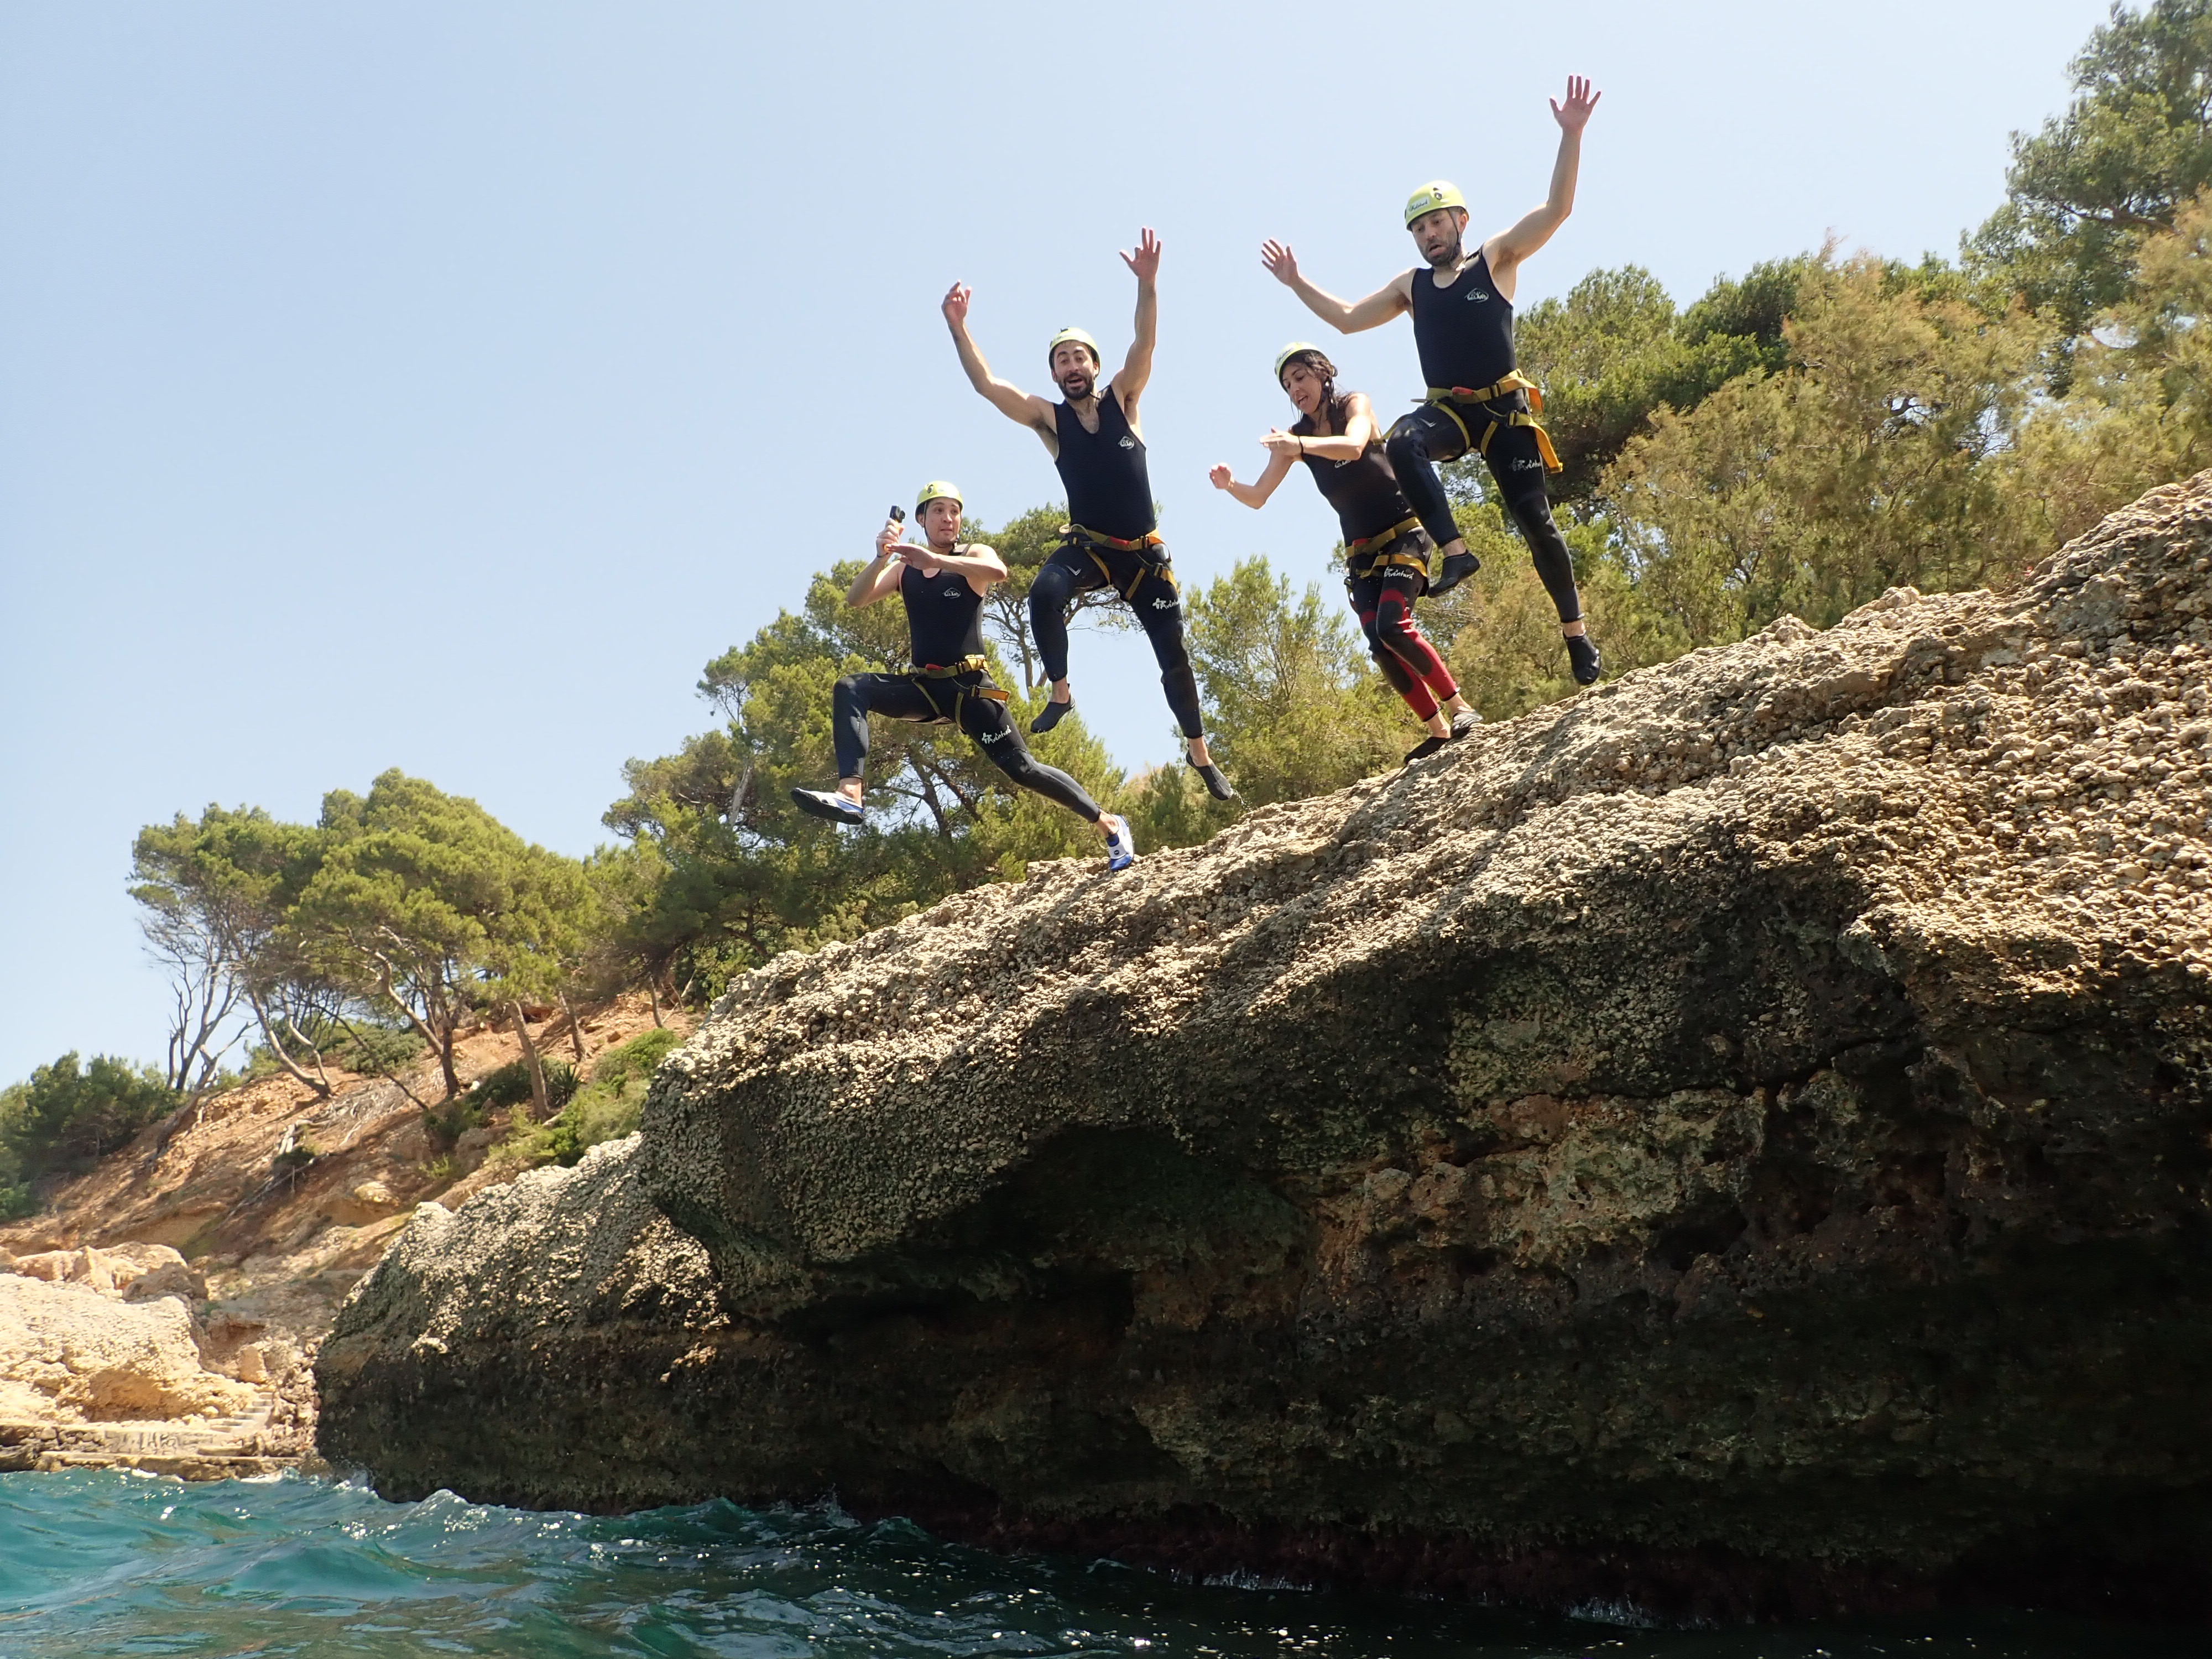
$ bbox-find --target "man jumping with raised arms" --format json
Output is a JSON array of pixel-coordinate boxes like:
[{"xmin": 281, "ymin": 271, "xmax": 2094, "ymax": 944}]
[
  {"xmin": 1262, "ymin": 75, "xmax": 1604, "ymax": 687},
  {"xmin": 790, "ymin": 481, "xmax": 1137, "ymax": 873},
  {"xmin": 943, "ymin": 231, "xmax": 1236, "ymax": 801}
]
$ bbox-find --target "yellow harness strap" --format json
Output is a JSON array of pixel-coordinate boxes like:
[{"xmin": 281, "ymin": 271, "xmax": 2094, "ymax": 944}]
[
  {"xmin": 1425, "ymin": 372, "xmax": 1545, "ymax": 414},
  {"xmin": 1063, "ymin": 523, "xmax": 1177, "ymax": 601},
  {"xmin": 1344, "ymin": 514, "xmax": 1430, "ymax": 578},
  {"xmin": 913, "ymin": 657, "xmax": 1011, "ymax": 723},
  {"xmin": 1422, "ymin": 373, "xmax": 1563, "ymax": 474}
]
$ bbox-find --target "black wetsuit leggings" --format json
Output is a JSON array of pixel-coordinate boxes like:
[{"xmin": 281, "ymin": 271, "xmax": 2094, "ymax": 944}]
[
  {"xmin": 1384, "ymin": 404, "xmax": 1582, "ymax": 623},
  {"xmin": 1028, "ymin": 540, "xmax": 1206, "ymax": 739},
  {"xmin": 832, "ymin": 672, "xmax": 1103, "ymax": 822}
]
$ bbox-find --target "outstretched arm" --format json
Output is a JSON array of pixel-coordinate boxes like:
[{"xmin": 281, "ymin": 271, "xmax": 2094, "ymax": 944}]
[
  {"xmin": 1113, "ymin": 227, "xmax": 1162, "ymax": 406},
  {"xmin": 1261, "ymin": 241, "xmax": 1409, "ymax": 333},
  {"xmin": 943, "ymin": 284, "xmax": 1057, "ymax": 436},
  {"xmin": 1485, "ymin": 75, "xmax": 1599, "ymax": 293},
  {"xmin": 1209, "ymin": 448, "xmax": 1296, "ymax": 509}
]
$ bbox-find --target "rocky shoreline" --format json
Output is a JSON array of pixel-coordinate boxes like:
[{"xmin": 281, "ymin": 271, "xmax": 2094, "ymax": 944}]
[
  {"xmin": 0, "ymin": 1244, "xmax": 313, "ymax": 1477},
  {"xmin": 322, "ymin": 476, "xmax": 2212, "ymax": 1621}
]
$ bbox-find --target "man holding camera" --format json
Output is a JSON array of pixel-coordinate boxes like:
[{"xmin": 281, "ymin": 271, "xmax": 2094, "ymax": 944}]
[{"xmin": 791, "ymin": 481, "xmax": 1138, "ymax": 873}]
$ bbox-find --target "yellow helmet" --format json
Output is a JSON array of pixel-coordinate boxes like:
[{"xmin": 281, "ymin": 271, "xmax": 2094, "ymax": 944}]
[
  {"xmin": 915, "ymin": 480, "xmax": 963, "ymax": 513},
  {"xmin": 1403, "ymin": 180, "xmax": 1468, "ymax": 228},
  {"xmin": 1274, "ymin": 341, "xmax": 1329, "ymax": 384},
  {"xmin": 1046, "ymin": 326, "xmax": 1101, "ymax": 368}
]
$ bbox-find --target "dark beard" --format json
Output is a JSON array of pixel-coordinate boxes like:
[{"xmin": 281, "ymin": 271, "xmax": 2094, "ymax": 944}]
[{"xmin": 1058, "ymin": 372, "xmax": 1094, "ymax": 400}]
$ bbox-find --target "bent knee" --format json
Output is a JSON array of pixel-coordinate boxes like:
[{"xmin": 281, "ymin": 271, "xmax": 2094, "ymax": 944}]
[
  {"xmin": 1030, "ymin": 566, "xmax": 1078, "ymax": 606},
  {"xmin": 1383, "ymin": 423, "xmax": 1429, "ymax": 466}
]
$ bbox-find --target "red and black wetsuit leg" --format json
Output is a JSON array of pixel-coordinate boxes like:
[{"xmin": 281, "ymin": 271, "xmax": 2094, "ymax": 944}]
[{"xmin": 1349, "ymin": 565, "xmax": 1459, "ymax": 720}]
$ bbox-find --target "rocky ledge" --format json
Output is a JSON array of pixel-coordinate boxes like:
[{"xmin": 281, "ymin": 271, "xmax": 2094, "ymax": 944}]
[
  {"xmin": 0, "ymin": 1244, "xmax": 313, "ymax": 1477},
  {"xmin": 320, "ymin": 478, "xmax": 2212, "ymax": 1622}
]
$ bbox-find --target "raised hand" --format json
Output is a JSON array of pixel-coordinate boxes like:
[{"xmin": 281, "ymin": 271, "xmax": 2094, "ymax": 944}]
[
  {"xmin": 1120, "ymin": 226, "xmax": 1162, "ymax": 284},
  {"xmin": 877, "ymin": 520, "xmax": 904, "ymax": 557},
  {"xmin": 1260, "ymin": 428, "xmax": 1301, "ymax": 457},
  {"xmin": 1260, "ymin": 239, "xmax": 1300, "ymax": 286},
  {"xmin": 942, "ymin": 282, "xmax": 972, "ymax": 327},
  {"xmin": 1550, "ymin": 74, "xmax": 1600, "ymax": 132},
  {"xmin": 1208, "ymin": 463, "xmax": 1234, "ymax": 490}
]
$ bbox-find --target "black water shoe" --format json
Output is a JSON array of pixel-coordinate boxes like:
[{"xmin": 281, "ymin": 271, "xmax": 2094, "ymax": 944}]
[
  {"xmin": 1188, "ymin": 758, "xmax": 1237, "ymax": 801},
  {"xmin": 1030, "ymin": 697, "xmax": 1074, "ymax": 734},
  {"xmin": 1404, "ymin": 735, "xmax": 1446, "ymax": 765},
  {"xmin": 1427, "ymin": 550, "xmax": 1481, "ymax": 598},
  {"xmin": 791, "ymin": 787, "xmax": 864, "ymax": 826},
  {"xmin": 1566, "ymin": 633, "xmax": 1603, "ymax": 686}
]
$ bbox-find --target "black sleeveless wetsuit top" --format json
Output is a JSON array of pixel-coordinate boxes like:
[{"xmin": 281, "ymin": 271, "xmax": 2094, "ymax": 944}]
[
  {"xmin": 1409, "ymin": 250, "xmax": 1516, "ymax": 393},
  {"xmin": 901, "ymin": 557, "xmax": 985, "ymax": 670},
  {"xmin": 1053, "ymin": 389, "xmax": 1156, "ymax": 540},
  {"xmin": 1295, "ymin": 401, "xmax": 1417, "ymax": 543}
]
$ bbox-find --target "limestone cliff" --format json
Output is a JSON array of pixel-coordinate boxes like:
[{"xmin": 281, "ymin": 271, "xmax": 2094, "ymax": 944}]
[{"xmin": 320, "ymin": 477, "xmax": 2212, "ymax": 1621}]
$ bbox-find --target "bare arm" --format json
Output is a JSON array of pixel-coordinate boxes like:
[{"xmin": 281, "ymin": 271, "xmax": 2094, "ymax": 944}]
[
  {"xmin": 1484, "ymin": 75, "xmax": 1599, "ymax": 298},
  {"xmin": 932, "ymin": 543, "xmax": 1009, "ymax": 593},
  {"xmin": 1208, "ymin": 448, "xmax": 1297, "ymax": 509},
  {"xmin": 848, "ymin": 521, "xmax": 908, "ymax": 607},
  {"xmin": 942, "ymin": 284, "xmax": 1057, "ymax": 440},
  {"xmin": 1264, "ymin": 395, "xmax": 1379, "ymax": 463},
  {"xmin": 1110, "ymin": 228, "xmax": 1161, "ymax": 411},
  {"xmin": 1261, "ymin": 240, "xmax": 1410, "ymax": 333}
]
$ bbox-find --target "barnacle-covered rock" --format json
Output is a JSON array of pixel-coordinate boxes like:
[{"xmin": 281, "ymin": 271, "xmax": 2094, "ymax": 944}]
[{"xmin": 320, "ymin": 476, "xmax": 2212, "ymax": 1621}]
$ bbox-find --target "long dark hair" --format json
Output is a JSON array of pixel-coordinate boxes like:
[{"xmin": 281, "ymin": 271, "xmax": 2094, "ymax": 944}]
[{"xmin": 1281, "ymin": 348, "xmax": 1352, "ymax": 438}]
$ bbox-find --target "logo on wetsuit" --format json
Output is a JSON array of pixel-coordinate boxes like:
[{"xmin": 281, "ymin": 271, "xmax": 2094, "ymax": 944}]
[
  {"xmin": 1118, "ymin": 436, "xmax": 1136, "ymax": 448},
  {"xmin": 942, "ymin": 586, "xmax": 964, "ymax": 597},
  {"xmin": 1465, "ymin": 289, "xmax": 1491, "ymax": 303},
  {"xmin": 977, "ymin": 728, "xmax": 1005, "ymax": 743}
]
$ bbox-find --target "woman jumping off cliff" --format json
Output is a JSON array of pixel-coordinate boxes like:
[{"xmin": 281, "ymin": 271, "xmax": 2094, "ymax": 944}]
[{"xmin": 1210, "ymin": 346, "xmax": 1483, "ymax": 762}]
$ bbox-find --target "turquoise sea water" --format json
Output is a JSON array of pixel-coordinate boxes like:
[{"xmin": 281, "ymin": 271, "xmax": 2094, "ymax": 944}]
[{"xmin": 0, "ymin": 1471, "xmax": 2195, "ymax": 1659}]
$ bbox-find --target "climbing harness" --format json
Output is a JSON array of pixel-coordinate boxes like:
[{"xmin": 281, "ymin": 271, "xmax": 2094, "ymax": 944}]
[
  {"xmin": 1344, "ymin": 515, "xmax": 1431, "ymax": 581},
  {"xmin": 1061, "ymin": 523, "xmax": 1177, "ymax": 601},
  {"xmin": 1421, "ymin": 372, "xmax": 1562, "ymax": 473},
  {"xmin": 911, "ymin": 656, "xmax": 1011, "ymax": 726}
]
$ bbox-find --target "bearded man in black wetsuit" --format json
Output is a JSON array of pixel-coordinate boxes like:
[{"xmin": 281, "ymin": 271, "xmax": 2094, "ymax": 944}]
[
  {"xmin": 1262, "ymin": 75, "xmax": 1605, "ymax": 687},
  {"xmin": 942, "ymin": 229, "xmax": 1236, "ymax": 801},
  {"xmin": 791, "ymin": 481, "xmax": 1136, "ymax": 872}
]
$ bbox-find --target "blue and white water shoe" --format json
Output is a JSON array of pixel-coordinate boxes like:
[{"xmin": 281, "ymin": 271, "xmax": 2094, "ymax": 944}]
[
  {"xmin": 791, "ymin": 787, "xmax": 865, "ymax": 826},
  {"xmin": 1101, "ymin": 813, "xmax": 1137, "ymax": 873}
]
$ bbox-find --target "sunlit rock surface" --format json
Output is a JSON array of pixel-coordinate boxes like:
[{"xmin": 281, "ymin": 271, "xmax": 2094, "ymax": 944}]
[{"xmin": 320, "ymin": 476, "xmax": 2212, "ymax": 1621}]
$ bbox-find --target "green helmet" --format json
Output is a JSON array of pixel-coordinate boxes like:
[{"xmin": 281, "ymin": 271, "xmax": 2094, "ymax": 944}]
[
  {"xmin": 1403, "ymin": 180, "xmax": 1468, "ymax": 228},
  {"xmin": 1274, "ymin": 341, "xmax": 1329, "ymax": 384},
  {"xmin": 1046, "ymin": 326, "xmax": 1101, "ymax": 369}
]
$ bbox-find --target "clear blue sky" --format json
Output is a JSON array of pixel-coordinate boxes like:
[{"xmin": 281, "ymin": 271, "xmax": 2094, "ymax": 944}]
[{"xmin": 0, "ymin": 1, "xmax": 2115, "ymax": 1083}]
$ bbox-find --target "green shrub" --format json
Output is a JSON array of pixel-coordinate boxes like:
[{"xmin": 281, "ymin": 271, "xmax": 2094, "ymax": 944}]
[
  {"xmin": 589, "ymin": 1027, "xmax": 680, "ymax": 1090},
  {"xmin": 330, "ymin": 1022, "xmax": 426, "ymax": 1075},
  {"xmin": 0, "ymin": 1053, "xmax": 178, "ymax": 1179},
  {"xmin": 471, "ymin": 1057, "xmax": 578, "ymax": 1113},
  {"xmin": 424, "ymin": 1094, "xmax": 488, "ymax": 1145}
]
